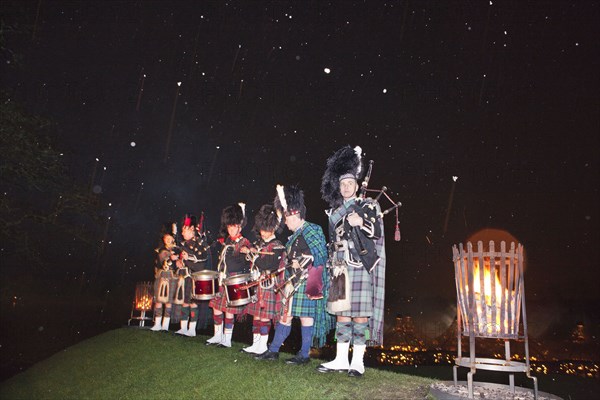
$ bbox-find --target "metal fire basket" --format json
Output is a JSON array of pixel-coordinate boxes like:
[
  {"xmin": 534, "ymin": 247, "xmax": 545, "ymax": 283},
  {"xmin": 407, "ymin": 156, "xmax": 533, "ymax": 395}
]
[
  {"xmin": 452, "ymin": 241, "xmax": 538, "ymax": 399},
  {"xmin": 128, "ymin": 281, "xmax": 154, "ymax": 327}
]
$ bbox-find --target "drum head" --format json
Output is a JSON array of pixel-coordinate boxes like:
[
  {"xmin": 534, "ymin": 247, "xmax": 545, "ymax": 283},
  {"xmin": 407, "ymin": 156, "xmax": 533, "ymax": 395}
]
[
  {"xmin": 223, "ymin": 273, "xmax": 251, "ymax": 285},
  {"xmin": 192, "ymin": 270, "xmax": 218, "ymax": 279}
]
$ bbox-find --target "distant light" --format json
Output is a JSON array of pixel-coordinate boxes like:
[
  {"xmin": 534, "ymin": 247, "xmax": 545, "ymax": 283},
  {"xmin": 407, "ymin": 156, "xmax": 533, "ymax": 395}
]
[
  {"xmin": 95, "ymin": 158, "xmax": 100, "ymax": 162},
  {"xmin": 216, "ymin": 146, "xmax": 220, "ymax": 149},
  {"xmin": 130, "ymin": 142, "xmax": 136, "ymax": 147},
  {"xmin": 452, "ymin": 176, "xmax": 458, "ymax": 182},
  {"xmin": 177, "ymin": 82, "xmax": 182, "ymax": 86},
  {"xmin": 382, "ymin": 88, "xmax": 387, "ymax": 93},
  {"xmin": 324, "ymin": 67, "xmax": 331, "ymax": 74}
]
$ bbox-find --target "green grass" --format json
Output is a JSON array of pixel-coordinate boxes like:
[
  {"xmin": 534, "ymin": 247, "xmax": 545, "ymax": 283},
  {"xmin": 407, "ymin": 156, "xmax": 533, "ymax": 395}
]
[{"xmin": 0, "ymin": 327, "xmax": 435, "ymax": 400}]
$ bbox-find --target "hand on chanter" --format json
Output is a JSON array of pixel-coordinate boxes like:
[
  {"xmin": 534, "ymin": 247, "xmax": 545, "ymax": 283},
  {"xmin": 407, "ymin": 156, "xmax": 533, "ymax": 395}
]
[{"xmin": 346, "ymin": 212, "xmax": 364, "ymax": 227}]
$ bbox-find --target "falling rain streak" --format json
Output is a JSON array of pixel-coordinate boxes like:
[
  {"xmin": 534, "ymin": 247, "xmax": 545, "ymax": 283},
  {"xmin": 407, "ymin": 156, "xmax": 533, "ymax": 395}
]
[{"xmin": 163, "ymin": 82, "xmax": 181, "ymax": 163}]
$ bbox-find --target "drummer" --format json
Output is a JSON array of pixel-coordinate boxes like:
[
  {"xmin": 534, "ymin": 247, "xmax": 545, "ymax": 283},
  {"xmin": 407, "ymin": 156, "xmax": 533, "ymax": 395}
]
[
  {"xmin": 206, "ymin": 203, "xmax": 252, "ymax": 348},
  {"xmin": 175, "ymin": 214, "xmax": 210, "ymax": 337},
  {"xmin": 240, "ymin": 204, "xmax": 286, "ymax": 355}
]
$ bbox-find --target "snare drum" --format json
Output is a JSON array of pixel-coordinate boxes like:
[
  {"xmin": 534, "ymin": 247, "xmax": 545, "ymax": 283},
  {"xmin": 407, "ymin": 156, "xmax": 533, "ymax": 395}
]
[
  {"xmin": 224, "ymin": 273, "xmax": 256, "ymax": 307},
  {"xmin": 192, "ymin": 270, "xmax": 218, "ymax": 300}
]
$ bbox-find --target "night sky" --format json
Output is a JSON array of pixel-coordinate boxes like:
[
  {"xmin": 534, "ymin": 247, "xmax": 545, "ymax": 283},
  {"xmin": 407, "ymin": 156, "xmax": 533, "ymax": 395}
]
[{"xmin": 2, "ymin": 1, "xmax": 599, "ymax": 337}]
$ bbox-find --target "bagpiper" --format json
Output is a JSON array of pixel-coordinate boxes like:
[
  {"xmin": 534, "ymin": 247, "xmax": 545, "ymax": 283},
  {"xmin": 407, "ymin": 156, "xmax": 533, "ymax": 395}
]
[
  {"xmin": 317, "ymin": 145, "xmax": 387, "ymax": 377},
  {"xmin": 256, "ymin": 185, "xmax": 334, "ymax": 364},
  {"xmin": 174, "ymin": 214, "xmax": 210, "ymax": 337},
  {"xmin": 150, "ymin": 223, "xmax": 180, "ymax": 332}
]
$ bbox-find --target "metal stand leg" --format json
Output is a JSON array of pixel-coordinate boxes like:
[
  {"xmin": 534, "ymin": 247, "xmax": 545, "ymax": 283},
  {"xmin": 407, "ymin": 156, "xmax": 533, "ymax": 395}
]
[
  {"xmin": 527, "ymin": 372, "xmax": 538, "ymax": 400},
  {"xmin": 467, "ymin": 368, "xmax": 476, "ymax": 399},
  {"xmin": 505, "ymin": 340, "xmax": 515, "ymax": 393}
]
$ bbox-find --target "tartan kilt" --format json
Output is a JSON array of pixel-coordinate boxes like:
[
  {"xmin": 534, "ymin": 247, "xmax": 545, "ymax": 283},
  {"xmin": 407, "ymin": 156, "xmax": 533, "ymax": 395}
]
[
  {"xmin": 334, "ymin": 263, "xmax": 373, "ymax": 317},
  {"xmin": 288, "ymin": 280, "xmax": 319, "ymax": 318},
  {"xmin": 209, "ymin": 284, "xmax": 248, "ymax": 315},
  {"xmin": 245, "ymin": 284, "xmax": 281, "ymax": 320},
  {"xmin": 183, "ymin": 276, "xmax": 193, "ymax": 303},
  {"xmin": 153, "ymin": 277, "xmax": 176, "ymax": 304}
]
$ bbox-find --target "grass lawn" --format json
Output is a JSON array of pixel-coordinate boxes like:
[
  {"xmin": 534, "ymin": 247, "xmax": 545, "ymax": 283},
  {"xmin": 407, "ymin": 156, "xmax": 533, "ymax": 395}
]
[{"xmin": 0, "ymin": 327, "xmax": 435, "ymax": 400}]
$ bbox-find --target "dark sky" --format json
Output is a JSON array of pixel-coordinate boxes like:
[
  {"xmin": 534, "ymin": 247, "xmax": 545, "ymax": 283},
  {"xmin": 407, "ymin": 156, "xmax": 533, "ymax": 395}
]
[{"xmin": 2, "ymin": 1, "xmax": 599, "ymax": 333}]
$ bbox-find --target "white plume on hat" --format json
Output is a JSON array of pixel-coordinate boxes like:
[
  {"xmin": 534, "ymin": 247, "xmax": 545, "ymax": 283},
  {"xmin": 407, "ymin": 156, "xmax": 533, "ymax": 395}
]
[
  {"xmin": 276, "ymin": 185, "xmax": 287, "ymax": 212},
  {"xmin": 354, "ymin": 146, "xmax": 362, "ymax": 176}
]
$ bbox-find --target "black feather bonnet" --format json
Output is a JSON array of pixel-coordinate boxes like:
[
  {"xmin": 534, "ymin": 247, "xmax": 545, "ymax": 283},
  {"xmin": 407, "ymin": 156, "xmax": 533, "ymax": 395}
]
[{"xmin": 321, "ymin": 145, "xmax": 363, "ymax": 208}]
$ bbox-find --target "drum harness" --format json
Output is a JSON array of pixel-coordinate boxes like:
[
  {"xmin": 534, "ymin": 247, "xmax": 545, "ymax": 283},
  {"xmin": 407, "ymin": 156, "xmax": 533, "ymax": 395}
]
[{"xmin": 217, "ymin": 243, "xmax": 259, "ymax": 305}]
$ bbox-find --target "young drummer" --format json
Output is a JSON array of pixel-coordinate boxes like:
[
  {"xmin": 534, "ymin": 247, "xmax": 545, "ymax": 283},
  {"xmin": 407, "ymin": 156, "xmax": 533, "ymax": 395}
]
[
  {"xmin": 241, "ymin": 204, "xmax": 286, "ymax": 355},
  {"xmin": 206, "ymin": 203, "xmax": 252, "ymax": 347},
  {"xmin": 175, "ymin": 214, "xmax": 210, "ymax": 337}
]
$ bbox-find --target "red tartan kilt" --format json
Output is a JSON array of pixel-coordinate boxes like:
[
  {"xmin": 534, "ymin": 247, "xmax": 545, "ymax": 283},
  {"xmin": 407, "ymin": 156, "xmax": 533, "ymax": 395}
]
[
  {"xmin": 208, "ymin": 285, "xmax": 248, "ymax": 315},
  {"xmin": 245, "ymin": 285, "xmax": 282, "ymax": 320}
]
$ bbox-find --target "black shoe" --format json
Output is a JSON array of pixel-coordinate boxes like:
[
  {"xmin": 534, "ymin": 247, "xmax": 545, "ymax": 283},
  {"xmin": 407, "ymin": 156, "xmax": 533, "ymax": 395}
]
[
  {"xmin": 285, "ymin": 355, "xmax": 310, "ymax": 365},
  {"xmin": 255, "ymin": 351, "xmax": 279, "ymax": 361},
  {"xmin": 348, "ymin": 369, "xmax": 363, "ymax": 378},
  {"xmin": 316, "ymin": 364, "xmax": 347, "ymax": 373}
]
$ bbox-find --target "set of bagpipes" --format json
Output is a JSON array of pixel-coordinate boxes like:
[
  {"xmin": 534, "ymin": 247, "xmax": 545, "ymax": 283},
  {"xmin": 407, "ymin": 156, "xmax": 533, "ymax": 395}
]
[
  {"xmin": 162, "ymin": 212, "xmax": 210, "ymax": 268},
  {"xmin": 337, "ymin": 159, "xmax": 402, "ymax": 272}
]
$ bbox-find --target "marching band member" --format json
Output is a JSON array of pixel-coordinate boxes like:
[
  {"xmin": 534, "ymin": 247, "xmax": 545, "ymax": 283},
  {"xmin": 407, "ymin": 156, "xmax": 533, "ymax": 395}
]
[
  {"xmin": 241, "ymin": 204, "xmax": 286, "ymax": 355},
  {"xmin": 317, "ymin": 145, "xmax": 387, "ymax": 377},
  {"xmin": 150, "ymin": 224, "xmax": 180, "ymax": 332},
  {"xmin": 256, "ymin": 185, "xmax": 334, "ymax": 364},
  {"xmin": 206, "ymin": 203, "xmax": 252, "ymax": 347},
  {"xmin": 175, "ymin": 214, "xmax": 210, "ymax": 337}
]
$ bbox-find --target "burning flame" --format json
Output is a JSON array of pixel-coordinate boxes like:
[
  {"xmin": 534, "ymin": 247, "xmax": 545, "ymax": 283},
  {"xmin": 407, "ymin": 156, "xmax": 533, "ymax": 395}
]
[
  {"xmin": 472, "ymin": 259, "xmax": 503, "ymax": 307},
  {"xmin": 467, "ymin": 259, "xmax": 517, "ymax": 336},
  {"xmin": 135, "ymin": 295, "xmax": 153, "ymax": 311}
]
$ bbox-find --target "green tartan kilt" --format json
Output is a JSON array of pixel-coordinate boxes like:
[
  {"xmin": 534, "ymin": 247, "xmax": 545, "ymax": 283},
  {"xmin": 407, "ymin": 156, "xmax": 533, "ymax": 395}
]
[
  {"xmin": 289, "ymin": 280, "xmax": 318, "ymax": 318},
  {"xmin": 333, "ymin": 263, "xmax": 373, "ymax": 317}
]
